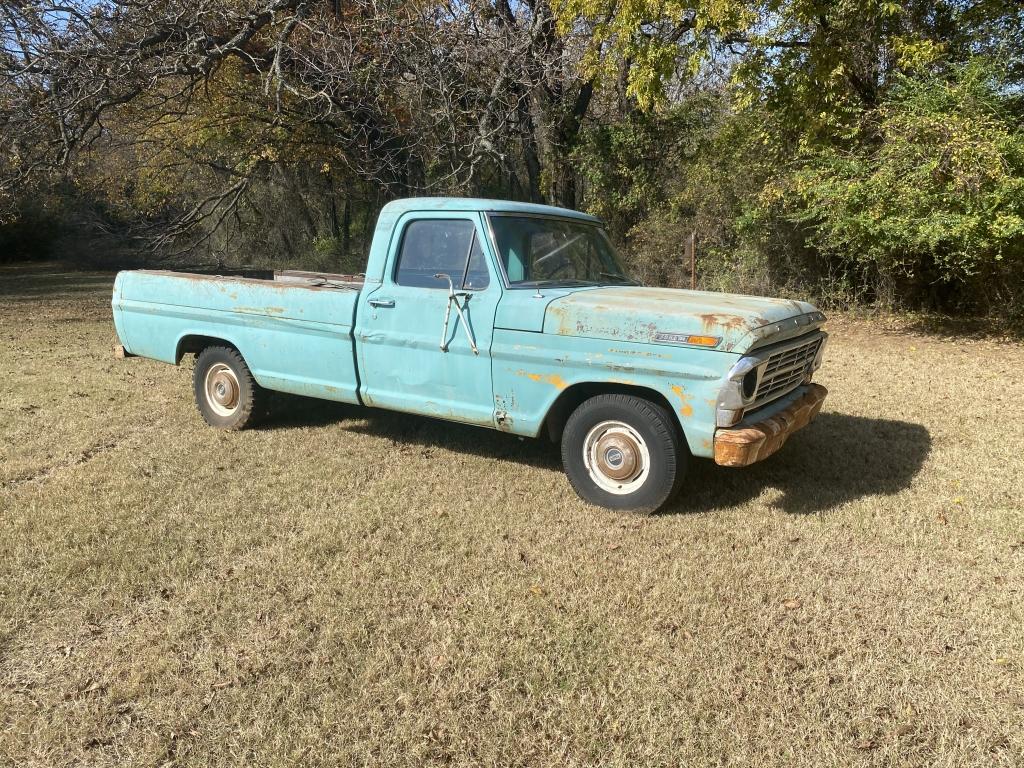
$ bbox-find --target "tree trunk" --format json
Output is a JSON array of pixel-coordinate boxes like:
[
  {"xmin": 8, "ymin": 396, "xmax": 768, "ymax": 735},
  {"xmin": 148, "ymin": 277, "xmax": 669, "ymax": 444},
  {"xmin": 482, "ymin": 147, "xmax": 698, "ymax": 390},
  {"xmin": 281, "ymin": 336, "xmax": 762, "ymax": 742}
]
[
  {"xmin": 341, "ymin": 197, "xmax": 351, "ymax": 258},
  {"xmin": 327, "ymin": 169, "xmax": 340, "ymax": 239}
]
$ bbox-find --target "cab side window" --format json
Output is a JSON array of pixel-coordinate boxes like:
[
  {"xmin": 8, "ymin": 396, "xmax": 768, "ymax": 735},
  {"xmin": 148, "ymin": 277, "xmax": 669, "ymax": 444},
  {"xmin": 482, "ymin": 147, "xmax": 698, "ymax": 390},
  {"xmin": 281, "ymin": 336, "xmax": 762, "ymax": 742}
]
[{"xmin": 395, "ymin": 219, "xmax": 490, "ymax": 290}]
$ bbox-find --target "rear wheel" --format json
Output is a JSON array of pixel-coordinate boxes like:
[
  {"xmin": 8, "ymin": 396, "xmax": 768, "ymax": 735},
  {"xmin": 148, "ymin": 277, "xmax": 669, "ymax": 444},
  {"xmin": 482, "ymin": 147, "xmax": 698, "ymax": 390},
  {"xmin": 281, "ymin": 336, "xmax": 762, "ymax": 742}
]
[
  {"xmin": 561, "ymin": 394, "xmax": 686, "ymax": 513},
  {"xmin": 193, "ymin": 346, "xmax": 263, "ymax": 430}
]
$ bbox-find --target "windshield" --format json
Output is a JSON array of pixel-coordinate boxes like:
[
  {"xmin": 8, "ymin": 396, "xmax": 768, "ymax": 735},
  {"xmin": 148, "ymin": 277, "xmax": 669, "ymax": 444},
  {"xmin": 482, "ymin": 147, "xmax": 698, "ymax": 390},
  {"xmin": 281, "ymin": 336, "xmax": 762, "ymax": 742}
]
[{"xmin": 488, "ymin": 215, "xmax": 635, "ymax": 287}]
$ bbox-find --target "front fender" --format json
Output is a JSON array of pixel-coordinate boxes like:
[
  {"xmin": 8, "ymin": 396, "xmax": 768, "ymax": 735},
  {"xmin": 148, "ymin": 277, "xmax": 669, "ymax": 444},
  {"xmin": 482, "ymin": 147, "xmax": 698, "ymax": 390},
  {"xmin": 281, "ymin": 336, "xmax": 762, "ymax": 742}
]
[{"xmin": 490, "ymin": 329, "xmax": 737, "ymax": 458}]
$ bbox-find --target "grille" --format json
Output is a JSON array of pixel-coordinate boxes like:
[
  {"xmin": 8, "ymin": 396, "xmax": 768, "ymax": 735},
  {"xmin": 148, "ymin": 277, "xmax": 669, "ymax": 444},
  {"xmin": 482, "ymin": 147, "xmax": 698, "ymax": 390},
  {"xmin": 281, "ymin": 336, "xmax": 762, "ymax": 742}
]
[{"xmin": 754, "ymin": 335, "xmax": 824, "ymax": 406}]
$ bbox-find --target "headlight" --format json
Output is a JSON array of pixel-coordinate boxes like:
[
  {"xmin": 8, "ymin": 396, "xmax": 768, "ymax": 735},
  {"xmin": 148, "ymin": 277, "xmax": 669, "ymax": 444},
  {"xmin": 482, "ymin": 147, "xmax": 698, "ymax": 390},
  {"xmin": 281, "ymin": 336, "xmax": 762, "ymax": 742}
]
[
  {"xmin": 721, "ymin": 357, "xmax": 762, "ymax": 408},
  {"xmin": 716, "ymin": 356, "xmax": 764, "ymax": 427},
  {"xmin": 742, "ymin": 369, "xmax": 758, "ymax": 400}
]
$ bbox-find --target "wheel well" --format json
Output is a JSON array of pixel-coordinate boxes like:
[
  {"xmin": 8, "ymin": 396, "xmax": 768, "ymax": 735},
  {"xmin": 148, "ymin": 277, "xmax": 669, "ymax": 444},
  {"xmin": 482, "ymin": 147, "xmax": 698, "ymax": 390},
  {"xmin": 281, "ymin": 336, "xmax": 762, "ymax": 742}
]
[
  {"xmin": 542, "ymin": 382, "xmax": 682, "ymax": 443},
  {"xmin": 175, "ymin": 335, "xmax": 236, "ymax": 364}
]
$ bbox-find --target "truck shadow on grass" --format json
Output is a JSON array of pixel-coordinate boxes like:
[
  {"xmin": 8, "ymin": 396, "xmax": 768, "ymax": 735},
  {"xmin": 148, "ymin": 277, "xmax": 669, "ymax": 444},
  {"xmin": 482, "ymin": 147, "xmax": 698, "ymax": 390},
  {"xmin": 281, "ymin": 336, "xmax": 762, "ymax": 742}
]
[
  {"xmin": 667, "ymin": 413, "xmax": 932, "ymax": 516},
  {"xmin": 260, "ymin": 393, "xmax": 559, "ymax": 473},
  {"xmin": 264, "ymin": 396, "xmax": 931, "ymax": 516}
]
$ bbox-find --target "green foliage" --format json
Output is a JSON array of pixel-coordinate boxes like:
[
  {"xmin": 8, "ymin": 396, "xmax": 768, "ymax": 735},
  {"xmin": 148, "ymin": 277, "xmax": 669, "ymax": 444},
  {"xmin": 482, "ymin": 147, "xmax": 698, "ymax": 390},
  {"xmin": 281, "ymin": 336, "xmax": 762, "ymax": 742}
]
[
  {"xmin": 307, "ymin": 233, "xmax": 370, "ymax": 275},
  {"xmin": 622, "ymin": 104, "xmax": 778, "ymax": 291},
  {"xmin": 5, "ymin": 0, "xmax": 1024, "ymax": 325},
  {"xmin": 560, "ymin": 0, "xmax": 1024, "ymax": 323},
  {"xmin": 777, "ymin": 61, "xmax": 1024, "ymax": 315},
  {"xmin": 576, "ymin": 93, "xmax": 808, "ymax": 295},
  {"xmin": 574, "ymin": 95, "xmax": 719, "ymax": 235}
]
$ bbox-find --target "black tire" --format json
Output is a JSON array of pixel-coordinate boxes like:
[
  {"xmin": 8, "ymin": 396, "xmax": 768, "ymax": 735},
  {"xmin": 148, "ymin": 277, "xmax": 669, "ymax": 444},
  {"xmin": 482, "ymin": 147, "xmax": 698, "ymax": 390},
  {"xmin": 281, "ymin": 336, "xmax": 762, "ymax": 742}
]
[
  {"xmin": 192, "ymin": 346, "xmax": 264, "ymax": 430},
  {"xmin": 561, "ymin": 394, "xmax": 687, "ymax": 514}
]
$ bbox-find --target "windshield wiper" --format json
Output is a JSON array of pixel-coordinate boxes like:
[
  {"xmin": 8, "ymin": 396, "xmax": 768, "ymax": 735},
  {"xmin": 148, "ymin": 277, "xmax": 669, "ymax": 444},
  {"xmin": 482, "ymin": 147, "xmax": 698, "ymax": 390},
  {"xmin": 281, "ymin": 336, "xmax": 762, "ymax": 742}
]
[
  {"xmin": 599, "ymin": 272, "xmax": 638, "ymax": 285},
  {"xmin": 517, "ymin": 279, "xmax": 598, "ymax": 288}
]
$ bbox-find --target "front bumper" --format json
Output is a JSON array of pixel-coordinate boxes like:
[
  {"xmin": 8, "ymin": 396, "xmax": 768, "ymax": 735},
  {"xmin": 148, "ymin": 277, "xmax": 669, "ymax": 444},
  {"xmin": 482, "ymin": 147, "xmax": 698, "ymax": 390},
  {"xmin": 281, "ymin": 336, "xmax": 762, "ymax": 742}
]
[{"xmin": 714, "ymin": 384, "xmax": 828, "ymax": 467}]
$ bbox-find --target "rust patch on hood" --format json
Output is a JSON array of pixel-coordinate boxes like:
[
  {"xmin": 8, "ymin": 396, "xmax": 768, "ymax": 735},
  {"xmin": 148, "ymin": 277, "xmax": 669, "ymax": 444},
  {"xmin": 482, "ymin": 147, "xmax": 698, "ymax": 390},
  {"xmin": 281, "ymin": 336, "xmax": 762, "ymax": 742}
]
[{"xmin": 699, "ymin": 313, "xmax": 751, "ymax": 332}]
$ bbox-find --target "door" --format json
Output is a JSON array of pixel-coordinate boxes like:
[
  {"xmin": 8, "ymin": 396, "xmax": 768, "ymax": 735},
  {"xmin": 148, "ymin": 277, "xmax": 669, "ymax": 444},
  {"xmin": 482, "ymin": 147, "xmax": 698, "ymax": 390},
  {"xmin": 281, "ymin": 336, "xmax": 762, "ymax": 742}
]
[{"xmin": 357, "ymin": 212, "xmax": 502, "ymax": 427}]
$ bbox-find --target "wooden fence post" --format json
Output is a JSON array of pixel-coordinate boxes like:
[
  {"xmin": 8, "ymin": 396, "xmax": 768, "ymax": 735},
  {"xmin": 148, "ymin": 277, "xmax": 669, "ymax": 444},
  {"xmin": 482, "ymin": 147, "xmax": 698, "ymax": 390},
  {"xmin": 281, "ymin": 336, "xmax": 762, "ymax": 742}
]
[{"xmin": 687, "ymin": 231, "xmax": 697, "ymax": 290}]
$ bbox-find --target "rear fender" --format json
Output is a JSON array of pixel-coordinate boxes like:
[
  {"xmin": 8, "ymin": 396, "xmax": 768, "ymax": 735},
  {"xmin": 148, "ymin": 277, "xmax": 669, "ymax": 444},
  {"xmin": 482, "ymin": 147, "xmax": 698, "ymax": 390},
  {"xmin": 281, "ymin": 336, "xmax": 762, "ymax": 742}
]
[{"xmin": 175, "ymin": 333, "xmax": 244, "ymax": 364}]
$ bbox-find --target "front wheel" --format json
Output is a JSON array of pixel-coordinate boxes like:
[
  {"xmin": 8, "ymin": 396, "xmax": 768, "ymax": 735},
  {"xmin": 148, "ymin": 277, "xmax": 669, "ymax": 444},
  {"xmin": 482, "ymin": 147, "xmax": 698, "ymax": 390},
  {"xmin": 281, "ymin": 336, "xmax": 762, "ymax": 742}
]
[{"xmin": 561, "ymin": 394, "xmax": 686, "ymax": 514}]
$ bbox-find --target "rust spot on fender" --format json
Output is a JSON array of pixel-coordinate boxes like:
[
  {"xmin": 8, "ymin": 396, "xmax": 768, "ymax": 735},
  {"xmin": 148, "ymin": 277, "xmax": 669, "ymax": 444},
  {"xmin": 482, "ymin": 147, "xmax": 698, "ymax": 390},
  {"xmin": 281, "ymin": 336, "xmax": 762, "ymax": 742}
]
[
  {"xmin": 519, "ymin": 370, "xmax": 568, "ymax": 390},
  {"xmin": 670, "ymin": 385, "xmax": 694, "ymax": 418}
]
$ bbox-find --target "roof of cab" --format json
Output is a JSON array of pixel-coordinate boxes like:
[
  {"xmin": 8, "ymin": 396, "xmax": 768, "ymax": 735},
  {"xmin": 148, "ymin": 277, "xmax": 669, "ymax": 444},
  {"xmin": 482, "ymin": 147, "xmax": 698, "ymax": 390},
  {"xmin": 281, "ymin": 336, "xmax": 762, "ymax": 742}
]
[{"xmin": 380, "ymin": 197, "xmax": 603, "ymax": 224}]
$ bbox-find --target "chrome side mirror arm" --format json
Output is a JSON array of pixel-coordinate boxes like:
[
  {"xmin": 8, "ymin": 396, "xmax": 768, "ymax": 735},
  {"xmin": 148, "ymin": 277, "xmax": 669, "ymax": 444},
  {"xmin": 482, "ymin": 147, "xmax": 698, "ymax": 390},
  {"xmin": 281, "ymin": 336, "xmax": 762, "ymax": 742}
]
[{"xmin": 434, "ymin": 273, "xmax": 479, "ymax": 355}]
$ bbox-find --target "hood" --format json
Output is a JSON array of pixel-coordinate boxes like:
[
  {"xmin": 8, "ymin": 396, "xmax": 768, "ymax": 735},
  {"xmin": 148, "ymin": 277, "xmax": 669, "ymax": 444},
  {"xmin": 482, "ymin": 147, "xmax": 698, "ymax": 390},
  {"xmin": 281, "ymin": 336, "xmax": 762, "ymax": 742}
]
[{"xmin": 543, "ymin": 286, "xmax": 824, "ymax": 354}]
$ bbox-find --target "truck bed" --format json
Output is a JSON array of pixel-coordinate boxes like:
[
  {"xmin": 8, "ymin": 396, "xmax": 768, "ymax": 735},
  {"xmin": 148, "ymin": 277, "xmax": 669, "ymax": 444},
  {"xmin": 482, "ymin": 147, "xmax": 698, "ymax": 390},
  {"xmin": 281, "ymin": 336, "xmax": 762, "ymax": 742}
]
[
  {"xmin": 112, "ymin": 269, "xmax": 364, "ymax": 404},
  {"xmin": 273, "ymin": 269, "xmax": 365, "ymax": 288},
  {"xmin": 131, "ymin": 268, "xmax": 366, "ymax": 289}
]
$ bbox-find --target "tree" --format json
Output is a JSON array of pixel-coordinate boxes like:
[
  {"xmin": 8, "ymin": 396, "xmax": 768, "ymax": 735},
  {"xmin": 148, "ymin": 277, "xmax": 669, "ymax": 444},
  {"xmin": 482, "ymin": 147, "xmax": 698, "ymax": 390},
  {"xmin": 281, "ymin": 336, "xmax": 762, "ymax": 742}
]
[
  {"xmin": 1, "ymin": 0, "xmax": 607, "ymax": 254},
  {"xmin": 779, "ymin": 61, "xmax": 1024, "ymax": 315}
]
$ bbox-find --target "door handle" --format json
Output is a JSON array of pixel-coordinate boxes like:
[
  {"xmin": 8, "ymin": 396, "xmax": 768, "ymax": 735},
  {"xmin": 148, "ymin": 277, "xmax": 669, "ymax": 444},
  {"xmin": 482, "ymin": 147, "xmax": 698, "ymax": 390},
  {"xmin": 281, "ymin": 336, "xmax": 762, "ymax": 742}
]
[{"xmin": 368, "ymin": 297, "xmax": 395, "ymax": 308}]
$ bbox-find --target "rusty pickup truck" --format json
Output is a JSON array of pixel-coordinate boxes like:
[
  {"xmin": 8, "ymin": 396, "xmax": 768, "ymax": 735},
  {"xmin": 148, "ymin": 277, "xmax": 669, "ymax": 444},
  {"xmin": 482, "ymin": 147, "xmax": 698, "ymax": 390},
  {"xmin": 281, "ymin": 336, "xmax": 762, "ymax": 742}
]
[{"xmin": 112, "ymin": 197, "xmax": 828, "ymax": 513}]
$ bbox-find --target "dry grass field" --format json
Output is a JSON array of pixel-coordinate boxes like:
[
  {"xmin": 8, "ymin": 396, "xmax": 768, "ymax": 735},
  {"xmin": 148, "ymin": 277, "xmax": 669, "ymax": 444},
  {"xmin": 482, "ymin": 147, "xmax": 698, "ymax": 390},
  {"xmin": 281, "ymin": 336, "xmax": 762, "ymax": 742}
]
[{"xmin": 1, "ymin": 262, "xmax": 1022, "ymax": 767}]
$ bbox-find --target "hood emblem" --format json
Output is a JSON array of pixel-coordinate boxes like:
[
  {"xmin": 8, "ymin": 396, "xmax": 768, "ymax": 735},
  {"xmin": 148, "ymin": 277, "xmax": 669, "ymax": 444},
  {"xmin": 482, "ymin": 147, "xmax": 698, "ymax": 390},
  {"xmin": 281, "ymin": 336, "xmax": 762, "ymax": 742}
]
[{"xmin": 654, "ymin": 332, "xmax": 721, "ymax": 348}]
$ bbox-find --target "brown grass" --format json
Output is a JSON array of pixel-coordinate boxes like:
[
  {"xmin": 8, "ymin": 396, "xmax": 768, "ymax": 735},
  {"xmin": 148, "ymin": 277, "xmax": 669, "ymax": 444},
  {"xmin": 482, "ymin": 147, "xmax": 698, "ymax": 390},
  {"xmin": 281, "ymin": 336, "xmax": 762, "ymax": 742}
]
[{"xmin": 1, "ymin": 262, "xmax": 1022, "ymax": 767}]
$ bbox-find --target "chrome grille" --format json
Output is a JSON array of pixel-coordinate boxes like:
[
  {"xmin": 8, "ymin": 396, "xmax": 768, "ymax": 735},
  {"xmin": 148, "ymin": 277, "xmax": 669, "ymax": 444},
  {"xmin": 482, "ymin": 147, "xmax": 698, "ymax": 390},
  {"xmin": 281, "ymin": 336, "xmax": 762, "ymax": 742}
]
[{"xmin": 753, "ymin": 335, "xmax": 824, "ymax": 407}]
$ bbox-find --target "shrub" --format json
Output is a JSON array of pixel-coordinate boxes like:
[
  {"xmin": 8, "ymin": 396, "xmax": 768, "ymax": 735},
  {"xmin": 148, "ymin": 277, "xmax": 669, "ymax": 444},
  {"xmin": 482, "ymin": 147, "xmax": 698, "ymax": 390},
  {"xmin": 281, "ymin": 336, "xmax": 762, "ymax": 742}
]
[{"xmin": 778, "ymin": 60, "xmax": 1024, "ymax": 319}]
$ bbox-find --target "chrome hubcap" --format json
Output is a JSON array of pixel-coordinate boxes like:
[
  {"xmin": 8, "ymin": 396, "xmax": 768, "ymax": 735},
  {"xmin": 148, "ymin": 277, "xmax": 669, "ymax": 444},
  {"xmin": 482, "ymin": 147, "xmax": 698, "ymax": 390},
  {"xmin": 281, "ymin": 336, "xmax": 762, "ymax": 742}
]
[
  {"xmin": 205, "ymin": 363, "xmax": 240, "ymax": 417},
  {"xmin": 583, "ymin": 420, "xmax": 650, "ymax": 495}
]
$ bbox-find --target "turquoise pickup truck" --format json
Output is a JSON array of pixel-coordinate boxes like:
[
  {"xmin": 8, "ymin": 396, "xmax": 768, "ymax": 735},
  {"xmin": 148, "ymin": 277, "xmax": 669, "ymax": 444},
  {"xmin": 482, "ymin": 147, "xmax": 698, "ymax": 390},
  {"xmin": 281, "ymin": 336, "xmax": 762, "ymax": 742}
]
[{"xmin": 113, "ymin": 197, "xmax": 828, "ymax": 513}]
